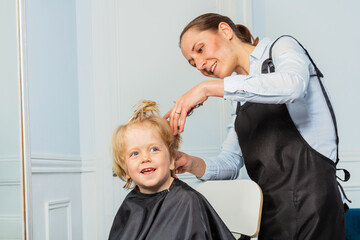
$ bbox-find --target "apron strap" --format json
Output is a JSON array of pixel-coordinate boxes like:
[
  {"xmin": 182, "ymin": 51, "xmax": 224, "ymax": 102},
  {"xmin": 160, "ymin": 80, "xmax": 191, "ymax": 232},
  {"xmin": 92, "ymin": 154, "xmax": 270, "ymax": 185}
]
[
  {"xmin": 336, "ymin": 168, "xmax": 351, "ymax": 182},
  {"xmin": 262, "ymin": 35, "xmax": 351, "ymax": 205},
  {"xmin": 263, "ymin": 35, "xmax": 341, "ymax": 164},
  {"xmin": 338, "ymin": 182, "xmax": 352, "ymax": 204}
]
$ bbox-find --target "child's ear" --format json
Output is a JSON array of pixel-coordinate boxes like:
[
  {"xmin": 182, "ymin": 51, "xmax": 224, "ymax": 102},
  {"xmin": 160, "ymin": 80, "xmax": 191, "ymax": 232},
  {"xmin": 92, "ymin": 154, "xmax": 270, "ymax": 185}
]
[{"xmin": 169, "ymin": 156, "xmax": 175, "ymax": 171}]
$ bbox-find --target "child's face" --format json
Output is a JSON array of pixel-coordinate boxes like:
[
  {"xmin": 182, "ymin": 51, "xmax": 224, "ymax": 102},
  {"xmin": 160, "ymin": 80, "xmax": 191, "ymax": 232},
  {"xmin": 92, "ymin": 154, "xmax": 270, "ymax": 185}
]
[{"xmin": 124, "ymin": 123, "xmax": 175, "ymax": 194}]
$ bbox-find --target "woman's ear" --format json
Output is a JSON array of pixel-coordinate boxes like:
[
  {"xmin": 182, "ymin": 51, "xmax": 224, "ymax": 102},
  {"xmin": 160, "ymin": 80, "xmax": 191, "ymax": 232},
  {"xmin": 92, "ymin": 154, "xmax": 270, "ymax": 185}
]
[{"xmin": 218, "ymin": 22, "xmax": 233, "ymax": 40}]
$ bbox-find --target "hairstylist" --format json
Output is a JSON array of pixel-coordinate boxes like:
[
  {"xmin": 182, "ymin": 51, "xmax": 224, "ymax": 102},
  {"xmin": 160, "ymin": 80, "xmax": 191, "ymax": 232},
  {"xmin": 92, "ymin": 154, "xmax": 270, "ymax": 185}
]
[{"xmin": 164, "ymin": 13, "xmax": 349, "ymax": 239}]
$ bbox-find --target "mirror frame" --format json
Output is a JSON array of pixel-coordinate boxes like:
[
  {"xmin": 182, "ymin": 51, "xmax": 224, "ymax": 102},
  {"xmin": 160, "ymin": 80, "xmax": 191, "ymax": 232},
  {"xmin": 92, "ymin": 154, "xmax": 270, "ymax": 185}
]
[{"xmin": 18, "ymin": 0, "xmax": 32, "ymax": 239}]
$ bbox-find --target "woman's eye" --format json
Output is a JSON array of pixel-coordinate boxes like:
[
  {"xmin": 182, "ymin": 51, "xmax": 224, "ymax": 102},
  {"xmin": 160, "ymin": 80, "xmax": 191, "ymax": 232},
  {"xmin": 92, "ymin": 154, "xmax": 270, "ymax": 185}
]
[
  {"xmin": 130, "ymin": 152, "xmax": 139, "ymax": 157},
  {"xmin": 150, "ymin": 147, "xmax": 159, "ymax": 153},
  {"xmin": 198, "ymin": 46, "xmax": 203, "ymax": 53}
]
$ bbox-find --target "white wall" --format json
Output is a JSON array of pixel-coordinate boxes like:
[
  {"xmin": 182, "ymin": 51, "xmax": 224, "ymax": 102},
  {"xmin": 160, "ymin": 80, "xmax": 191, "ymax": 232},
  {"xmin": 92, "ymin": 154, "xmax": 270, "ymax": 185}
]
[
  {"xmin": 251, "ymin": 0, "xmax": 360, "ymax": 207},
  {"xmin": 20, "ymin": 0, "xmax": 360, "ymax": 239},
  {"xmin": 75, "ymin": 0, "xmax": 98, "ymax": 239},
  {"xmin": 0, "ymin": 0, "xmax": 24, "ymax": 239},
  {"xmin": 24, "ymin": 0, "xmax": 83, "ymax": 239},
  {"xmin": 114, "ymin": 0, "xmax": 222, "ymax": 152},
  {"xmin": 0, "ymin": 0, "xmax": 21, "ymax": 173}
]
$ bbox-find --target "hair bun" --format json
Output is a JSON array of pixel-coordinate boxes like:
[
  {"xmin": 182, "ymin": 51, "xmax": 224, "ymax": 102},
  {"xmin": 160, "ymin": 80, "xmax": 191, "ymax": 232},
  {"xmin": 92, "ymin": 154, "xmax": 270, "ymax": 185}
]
[
  {"xmin": 128, "ymin": 100, "xmax": 160, "ymax": 122},
  {"xmin": 235, "ymin": 24, "xmax": 259, "ymax": 46}
]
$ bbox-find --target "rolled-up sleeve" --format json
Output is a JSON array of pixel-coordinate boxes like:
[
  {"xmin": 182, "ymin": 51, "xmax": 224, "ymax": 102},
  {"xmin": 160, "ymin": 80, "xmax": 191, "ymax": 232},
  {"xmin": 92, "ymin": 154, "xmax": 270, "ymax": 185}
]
[{"xmin": 200, "ymin": 108, "xmax": 244, "ymax": 180}]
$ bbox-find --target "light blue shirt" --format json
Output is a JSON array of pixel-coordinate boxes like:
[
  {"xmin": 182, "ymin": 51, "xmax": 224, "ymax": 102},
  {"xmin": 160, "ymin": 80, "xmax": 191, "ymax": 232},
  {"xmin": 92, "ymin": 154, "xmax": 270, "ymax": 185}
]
[{"xmin": 201, "ymin": 37, "xmax": 337, "ymax": 180}]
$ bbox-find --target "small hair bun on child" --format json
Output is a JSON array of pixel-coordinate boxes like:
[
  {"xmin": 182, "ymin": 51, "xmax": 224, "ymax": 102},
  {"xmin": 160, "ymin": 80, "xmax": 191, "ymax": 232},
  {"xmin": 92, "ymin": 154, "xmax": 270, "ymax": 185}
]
[{"xmin": 128, "ymin": 100, "xmax": 160, "ymax": 122}]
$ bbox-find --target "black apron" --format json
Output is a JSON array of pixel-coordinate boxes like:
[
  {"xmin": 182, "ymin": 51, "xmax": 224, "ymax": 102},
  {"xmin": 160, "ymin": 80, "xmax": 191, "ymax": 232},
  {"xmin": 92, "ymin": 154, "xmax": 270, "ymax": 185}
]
[{"xmin": 234, "ymin": 36, "xmax": 348, "ymax": 240}]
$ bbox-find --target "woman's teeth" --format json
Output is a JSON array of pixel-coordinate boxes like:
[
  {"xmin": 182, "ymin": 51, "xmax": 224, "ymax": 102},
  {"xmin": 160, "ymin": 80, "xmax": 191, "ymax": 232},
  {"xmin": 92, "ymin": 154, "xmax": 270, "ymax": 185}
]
[{"xmin": 210, "ymin": 62, "xmax": 217, "ymax": 73}]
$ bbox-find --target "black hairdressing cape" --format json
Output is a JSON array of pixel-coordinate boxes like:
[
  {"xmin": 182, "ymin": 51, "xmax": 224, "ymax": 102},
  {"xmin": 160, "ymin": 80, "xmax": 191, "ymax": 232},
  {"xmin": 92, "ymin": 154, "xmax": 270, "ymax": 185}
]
[{"xmin": 108, "ymin": 178, "xmax": 235, "ymax": 240}]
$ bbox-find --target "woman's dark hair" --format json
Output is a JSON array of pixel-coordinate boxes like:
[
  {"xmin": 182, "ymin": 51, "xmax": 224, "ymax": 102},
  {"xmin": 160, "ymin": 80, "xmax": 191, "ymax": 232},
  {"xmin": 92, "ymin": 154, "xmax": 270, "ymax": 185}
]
[{"xmin": 180, "ymin": 13, "xmax": 259, "ymax": 46}]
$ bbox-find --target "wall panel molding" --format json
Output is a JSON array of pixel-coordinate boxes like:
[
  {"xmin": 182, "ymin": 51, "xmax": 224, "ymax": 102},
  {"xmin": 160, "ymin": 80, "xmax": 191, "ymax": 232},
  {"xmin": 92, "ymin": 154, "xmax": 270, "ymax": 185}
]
[
  {"xmin": 340, "ymin": 151, "xmax": 360, "ymax": 162},
  {"xmin": 338, "ymin": 151, "xmax": 360, "ymax": 196},
  {"xmin": 0, "ymin": 179, "xmax": 21, "ymax": 186},
  {"xmin": 180, "ymin": 147, "xmax": 220, "ymax": 158},
  {"xmin": 81, "ymin": 159, "xmax": 97, "ymax": 173},
  {"xmin": 31, "ymin": 154, "xmax": 96, "ymax": 173},
  {"xmin": 45, "ymin": 199, "xmax": 72, "ymax": 240},
  {"xmin": 343, "ymin": 184, "xmax": 360, "ymax": 192},
  {"xmin": 32, "ymin": 154, "xmax": 82, "ymax": 161},
  {"xmin": 0, "ymin": 215, "xmax": 23, "ymax": 221},
  {"xmin": 0, "ymin": 215, "xmax": 23, "ymax": 239},
  {"xmin": 0, "ymin": 155, "xmax": 20, "ymax": 161},
  {"xmin": 0, "ymin": 155, "xmax": 22, "ymax": 181}
]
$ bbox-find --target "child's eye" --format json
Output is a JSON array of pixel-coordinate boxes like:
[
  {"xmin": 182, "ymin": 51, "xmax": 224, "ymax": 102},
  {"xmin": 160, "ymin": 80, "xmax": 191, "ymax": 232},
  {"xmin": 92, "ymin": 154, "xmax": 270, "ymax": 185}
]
[
  {"xmin": 130, "ymin": 152, "xmax": 139, "ymax": 157},
  {"xmin": 198, "ymin": 46, "xmax": 203, "ymax": 53},
  {"xmin": 150, "ymin": 147, "xmax": 159, "ymax": 153}
]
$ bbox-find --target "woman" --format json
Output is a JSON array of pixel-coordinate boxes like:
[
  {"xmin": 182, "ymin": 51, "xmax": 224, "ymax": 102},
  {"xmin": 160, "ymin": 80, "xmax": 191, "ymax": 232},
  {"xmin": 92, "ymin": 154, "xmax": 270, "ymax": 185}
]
[{"xmin": 164, "ymin": 13, "xmax": 348, "ymax": 239}]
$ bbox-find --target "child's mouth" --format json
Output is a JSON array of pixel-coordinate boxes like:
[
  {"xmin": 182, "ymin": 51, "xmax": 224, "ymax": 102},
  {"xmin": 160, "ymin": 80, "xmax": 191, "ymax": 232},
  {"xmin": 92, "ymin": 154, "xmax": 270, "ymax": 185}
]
[{"xmin": 141, "ymin": 168, "xmax": 156, "ymax": 175}]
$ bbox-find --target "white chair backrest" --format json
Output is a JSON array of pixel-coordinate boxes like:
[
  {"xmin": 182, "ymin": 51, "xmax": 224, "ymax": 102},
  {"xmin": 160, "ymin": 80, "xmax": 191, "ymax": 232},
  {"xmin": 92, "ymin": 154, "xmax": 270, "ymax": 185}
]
[{"xmin": 192, "ymin": 179, "xmax": 263, "ymax": 239}]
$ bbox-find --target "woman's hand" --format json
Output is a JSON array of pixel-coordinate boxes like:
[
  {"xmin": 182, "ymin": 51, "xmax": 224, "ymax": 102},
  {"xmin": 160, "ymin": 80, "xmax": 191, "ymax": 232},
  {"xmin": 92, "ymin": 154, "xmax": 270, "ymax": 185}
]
[
  {"xmin": 164, "ymin": 79, "xmax": 224, "ymax": 135},
  {"xmin": 174, "ymin": 151, "xmax": 206, "ymax": 178},
  {"xmin": 164, "ymin": 83, "xmax": 208, "ymax": 135}
]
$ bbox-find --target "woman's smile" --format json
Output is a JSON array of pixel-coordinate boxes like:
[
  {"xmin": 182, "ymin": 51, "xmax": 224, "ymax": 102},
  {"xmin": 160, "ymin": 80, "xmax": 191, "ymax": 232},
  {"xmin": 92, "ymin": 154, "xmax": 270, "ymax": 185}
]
[{"xmin": 210, "ymin": 61, "xmax": 217, "ymax": 74}]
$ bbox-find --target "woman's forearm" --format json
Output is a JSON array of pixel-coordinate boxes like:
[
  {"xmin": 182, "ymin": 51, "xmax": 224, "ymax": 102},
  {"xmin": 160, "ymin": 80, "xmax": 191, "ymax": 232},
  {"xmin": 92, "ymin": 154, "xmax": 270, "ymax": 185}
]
[{"xmin": 201, "ymin": 79, "xmax": 224, "ymax": 98}]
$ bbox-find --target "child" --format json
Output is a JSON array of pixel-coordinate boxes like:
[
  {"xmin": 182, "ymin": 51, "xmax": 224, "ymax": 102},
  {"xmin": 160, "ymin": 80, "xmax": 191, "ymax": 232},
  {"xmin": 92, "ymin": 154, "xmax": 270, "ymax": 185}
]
[{"xmin": 109, "ymin": 100, "xmax": 235, "ymax": 240}]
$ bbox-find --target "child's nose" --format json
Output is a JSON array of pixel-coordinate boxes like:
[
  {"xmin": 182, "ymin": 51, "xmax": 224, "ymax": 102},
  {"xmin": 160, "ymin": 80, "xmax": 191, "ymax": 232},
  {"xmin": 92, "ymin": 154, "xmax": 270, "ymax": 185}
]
[{"xmin": 141, "ymin": 154, "xmax": 151, "ymax": 163}]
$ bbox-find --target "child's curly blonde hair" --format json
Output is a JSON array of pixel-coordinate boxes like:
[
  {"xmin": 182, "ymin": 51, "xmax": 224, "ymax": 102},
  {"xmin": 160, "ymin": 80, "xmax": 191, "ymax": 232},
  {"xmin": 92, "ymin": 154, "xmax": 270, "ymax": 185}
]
[{"xmin": 112, "ymin": 100, "xmax": 181, "ymax": 189}]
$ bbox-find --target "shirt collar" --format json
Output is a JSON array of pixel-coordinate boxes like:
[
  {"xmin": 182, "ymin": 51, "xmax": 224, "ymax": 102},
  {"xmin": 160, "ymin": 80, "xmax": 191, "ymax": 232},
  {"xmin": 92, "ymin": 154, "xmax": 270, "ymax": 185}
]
[{"xmin": 250, "ymin": 37, "xmax": 271, "ymax": 62}]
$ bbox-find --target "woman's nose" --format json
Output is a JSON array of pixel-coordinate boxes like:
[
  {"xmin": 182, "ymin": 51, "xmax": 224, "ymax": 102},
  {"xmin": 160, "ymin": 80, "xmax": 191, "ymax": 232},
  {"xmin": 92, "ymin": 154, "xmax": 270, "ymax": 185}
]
[{"xmin": 195, "ymin": 58, "xmax": 206, "ymax": 71}]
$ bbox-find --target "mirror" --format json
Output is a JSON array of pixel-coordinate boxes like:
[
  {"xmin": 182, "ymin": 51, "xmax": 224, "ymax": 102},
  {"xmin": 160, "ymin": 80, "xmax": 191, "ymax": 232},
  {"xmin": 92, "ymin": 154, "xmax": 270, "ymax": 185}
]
[{"xmin": 0, "ymin": 0, "xmax": 25, "ymax": 239}]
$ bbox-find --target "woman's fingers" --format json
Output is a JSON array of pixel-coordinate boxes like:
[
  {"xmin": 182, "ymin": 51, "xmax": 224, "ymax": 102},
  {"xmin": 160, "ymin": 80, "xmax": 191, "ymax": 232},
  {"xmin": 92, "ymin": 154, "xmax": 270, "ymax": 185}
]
[
  {"xmin": 164, "ymin": 106, "xmax": 180, "ymax": 134},
  {"xmin": 165, "ymin": 83, "xmax": 208, "ymax": 134},
  {"xmin": 164, "ymin": 102, "xmax": 189, "ymax": 135},
  {"xmin": 170, "ymin": 109, "xmax": 180, "ymax": 135},
  {"xmin": 163, "ymin": 110, "xmax": 171, "ymax": 120},
  {"xmin": 178, "ymin": 113, "xmax": 187, "ymax": 133},
  {"xmin": 174, "ymin": 151, "xmax": 189, "ymax": 173},
  {"xmin": 174, "ymin": 104, "xmax": 192, "ymax": 134},
  {"xmin": 175, "ymin": 168, "xmax": 187, "ymax": 174}
]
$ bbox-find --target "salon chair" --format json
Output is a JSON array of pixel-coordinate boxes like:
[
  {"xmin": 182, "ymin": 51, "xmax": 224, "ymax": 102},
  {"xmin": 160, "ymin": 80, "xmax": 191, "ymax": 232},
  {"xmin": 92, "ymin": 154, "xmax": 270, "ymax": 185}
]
[{"xmin": 193, "ymin": 179, "xmax": 263, "ymax": 240}]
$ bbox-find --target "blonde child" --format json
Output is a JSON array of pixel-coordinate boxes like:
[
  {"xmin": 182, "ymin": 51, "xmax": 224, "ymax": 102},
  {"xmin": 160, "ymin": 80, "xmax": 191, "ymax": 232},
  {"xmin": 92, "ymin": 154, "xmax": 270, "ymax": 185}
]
[{"xmin": 109, "ymin": 100, "xmax": 235, "ymax": 240}]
